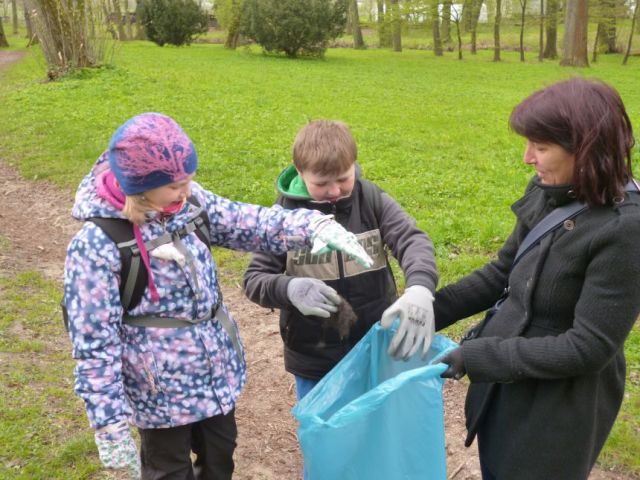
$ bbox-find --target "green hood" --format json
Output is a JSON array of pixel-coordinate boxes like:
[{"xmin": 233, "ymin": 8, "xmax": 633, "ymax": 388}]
[{"xmin": 276, "ymin": 165, "xmax": 312, "ymax": 200}]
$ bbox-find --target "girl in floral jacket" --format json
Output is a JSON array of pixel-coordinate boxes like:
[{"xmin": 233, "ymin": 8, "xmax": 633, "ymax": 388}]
[{"xmin": 63, "ymin": 113, "xmax": 371, "ymax": 479}]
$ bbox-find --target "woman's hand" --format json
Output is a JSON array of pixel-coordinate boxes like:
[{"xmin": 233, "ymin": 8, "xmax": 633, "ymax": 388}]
[{"xmin": 440, "ymin": 347, "xmax": 467, "ymax": 380}]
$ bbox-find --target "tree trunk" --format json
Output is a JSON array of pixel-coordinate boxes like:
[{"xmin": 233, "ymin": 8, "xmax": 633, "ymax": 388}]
[
  {"xmin": 24, "ymin": 7, "xmax": 39, "ymax": 45},
  {"xmin": 543, "ymin": 0, "xmax": 557, "ymax": 58},
  {"xmin": 112, "ymin": 0, "xmax": 127, "ymax": 40},
  {"xmin": 125, "ymin": 0, "xmax": 133, "ymax": 40},
  {"xmin": 538, "ymin": 0, "xmax": 544, "ymax": 61},
  {"xmin": 377, "ymin": 0, "xmax": 390, "ymax": 47},
  {"xmin": 592, "ymin": 23, "xmax": 600, "ymax": 62},
  {"xmin": 25, "ymin": 7, "xmax": 32, "ymax": 38},
  {"xmin": 596, "ymin": 0, "xmax": 618, "ymax": 53},
  {"xmin": 11, "ymin": 0, "xmax": 18, "ymax": 34},
  {"xmin": 494, "ymin": 0, "xmax": 502, "ymax": 61},
  {"xmin": 390, "ymin": 0, "xmax": 401, "ymax": 52},
  {"xmin": 455, "ymin": 19, "xmax": 463, "ymax": 59},
  {"xmin": 466, "ymin": 0, "xmax": 483, "ymax": 53},
  {"xmin": 136, "ymin": 23, "xmax": 146, "ymax": 40},
  {"xmin": 561, "ymin": 0, "xmax": 589, "ymax": 67},
  {"xmin": 441, "ymin": 1, "xmax": 452, "ymax": 43},
  {"xmin": 0, "ymin": 17, "xmax": 9, "ymax": 47},
  {"xmin": 623, "ymin": 0, "xmax": 639, "ymax": 65},
  {"xmin": 519, "ymin": 0, "xmax": 526, "ymax": 61},
  {"xmin": 350, "ymin": 0, "xmax": 365, "ymax": 49},
  {"xmin": 224, "ymin": 8, "xmax": 241, "ymax": 48},
  {"xmin": 432, "ymin": 0, "xmax": 442, "ymax": 55},
  {"xmin": 461, "ymin": 0, "xmax": 473, "ymax": 31}
]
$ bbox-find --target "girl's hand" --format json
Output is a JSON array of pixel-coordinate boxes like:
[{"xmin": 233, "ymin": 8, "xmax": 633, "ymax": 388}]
[
  {"xmin": 309, "ymin": 215, "xmax": 373, "ymax": 268},
  {"xmin": 95, "ymin": 421, "xmax": 141, "ymax": 479}
]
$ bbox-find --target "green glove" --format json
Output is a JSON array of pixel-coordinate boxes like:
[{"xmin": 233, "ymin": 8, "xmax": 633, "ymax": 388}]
[
  {"xmin": 309, "ymin": 215, "xmax": 373, "ymax": 268},
  {"xmin": 95, "ymin": 421, "xmax": 141, "ymax": 479}
]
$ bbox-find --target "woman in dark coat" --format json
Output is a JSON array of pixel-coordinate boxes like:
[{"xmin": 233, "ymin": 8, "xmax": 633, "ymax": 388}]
[{"xmin": 437, "ymin": 78, "xmax": 640, "ymax": 480}]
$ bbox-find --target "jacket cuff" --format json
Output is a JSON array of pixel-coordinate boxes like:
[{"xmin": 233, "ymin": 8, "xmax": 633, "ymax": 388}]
[
  {"xmin": 275, "ymin": 275, "xmax": 295, "ymax": 306},
  {"xmin": 405, "ymin": 272, "xmax": 437, "ymax": 294},
  {"xmin": 462, "ymin": 338, "xmax": 513, "ymax": 383}
]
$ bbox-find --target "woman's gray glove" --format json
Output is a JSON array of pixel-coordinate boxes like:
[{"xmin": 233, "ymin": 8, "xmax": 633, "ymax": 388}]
[
  {"xmin": 94, "ymin": 420, "xmax": 141, "ymax": 479},
  {"xmin": 380, "ymin": 285, "xmax": 435, "ymax": 360},
  {"xmin": 287, "ymin": 277, "xmax": 341, "ymax": 318},
  {"xmin": 440, "ymin": 347, "xmax": 466, "ymax": 380}
]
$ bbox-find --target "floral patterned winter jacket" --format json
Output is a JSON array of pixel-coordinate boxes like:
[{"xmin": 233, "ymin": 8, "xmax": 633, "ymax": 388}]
[{"xmin": 64, "ymin": 155, "xmax": 318, "ymax": 430}]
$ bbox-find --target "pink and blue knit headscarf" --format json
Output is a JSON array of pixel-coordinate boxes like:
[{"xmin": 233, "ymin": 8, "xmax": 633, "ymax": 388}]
[{"xmin": 108, "ymin": 113, "xmax": 198, "ymax": 195}]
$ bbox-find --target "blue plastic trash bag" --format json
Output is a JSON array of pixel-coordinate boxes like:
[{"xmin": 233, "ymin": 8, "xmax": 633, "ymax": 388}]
[{"xmin": 292, "ymin": 323, "xmax": 458, "ymax": 480}]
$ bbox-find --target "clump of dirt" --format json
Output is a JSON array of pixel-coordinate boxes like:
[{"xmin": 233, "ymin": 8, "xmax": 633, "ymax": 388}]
[{"xmin": 324, "ymin": 295, "xmax": 358, "ymax": 340}]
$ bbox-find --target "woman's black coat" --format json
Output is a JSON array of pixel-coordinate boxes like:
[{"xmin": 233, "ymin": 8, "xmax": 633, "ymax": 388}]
[{"xmin": 435, "ymin": 178, "xmax": 640, "ymax": 479}]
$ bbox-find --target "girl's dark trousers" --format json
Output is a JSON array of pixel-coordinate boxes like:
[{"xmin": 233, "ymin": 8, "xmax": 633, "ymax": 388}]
[{"xmin": 138, "ymin": 409, "xmax": 237, "ymax": 480}]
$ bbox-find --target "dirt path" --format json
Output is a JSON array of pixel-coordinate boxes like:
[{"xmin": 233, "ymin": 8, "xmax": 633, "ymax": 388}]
[{"xmin": 0, "ymin": 50, "xmax": 25, "ymax": 70}]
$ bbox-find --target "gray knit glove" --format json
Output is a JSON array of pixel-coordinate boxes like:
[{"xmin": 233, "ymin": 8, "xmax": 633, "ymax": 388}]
[
  {"xmin": 287, "ymin": 277, "xmax": 341, "ymax": 318},
  {"xmin": 380, "ymin": 286, "xmax": 435, "ymax": 360},
  {"xmin": 95, "ymin": 420, "xmax": 141, "ymax": 479}
]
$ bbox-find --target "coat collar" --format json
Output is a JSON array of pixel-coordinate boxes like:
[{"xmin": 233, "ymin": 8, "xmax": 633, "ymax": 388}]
[{"xmin": 511, "ymin": 176, "xmax": 576, "ymax": 230}]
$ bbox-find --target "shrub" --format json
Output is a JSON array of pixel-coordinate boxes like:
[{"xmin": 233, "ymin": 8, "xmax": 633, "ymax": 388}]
[
  {"xmin": 241, "ymin": 0, "xmax": 348, "ymax": 58},
  {"xmin": 24, "ymin": 0, "xmax": 112, "ymax": 78},
  {"xmin": 137, "ymin": 0, "xmax": 209, "ymax": 47}
]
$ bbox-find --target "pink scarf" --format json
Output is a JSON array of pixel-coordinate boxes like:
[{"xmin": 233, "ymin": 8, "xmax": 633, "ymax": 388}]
[{"xmin": 96, "ymin": 170, "xmax": 160, "ymax": 304}]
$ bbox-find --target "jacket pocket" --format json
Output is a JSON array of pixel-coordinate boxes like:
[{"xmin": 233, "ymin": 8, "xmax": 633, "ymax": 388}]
[{"xmin": 121, "ymin": 333, "xmax": 165, "ymax": 398}]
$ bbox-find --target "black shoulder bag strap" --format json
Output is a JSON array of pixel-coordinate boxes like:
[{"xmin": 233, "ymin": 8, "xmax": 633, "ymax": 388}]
[
  {"xmin": 514, "ymin": 178, "xmax": 639, "ymax": 269},
  {"xmin": 462, "ymin": 178, "xmax": 640, "ymax": 342}
]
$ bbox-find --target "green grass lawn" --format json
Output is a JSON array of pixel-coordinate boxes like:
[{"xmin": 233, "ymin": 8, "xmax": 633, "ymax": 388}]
[{"xmin": 1, "ymin": 31, "xmax": 639, "ymax": 476}]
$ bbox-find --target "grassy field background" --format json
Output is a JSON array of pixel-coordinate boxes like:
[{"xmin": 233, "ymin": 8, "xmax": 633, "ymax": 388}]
[{"xmin": 1, "ymin": 27, "xmax": 639, "ymax": 477}]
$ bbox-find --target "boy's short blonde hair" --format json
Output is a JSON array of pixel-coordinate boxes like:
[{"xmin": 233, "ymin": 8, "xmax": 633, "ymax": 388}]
[{"xmin": 292, "ymin": 120, "xmax": 357, "ymax": 176}]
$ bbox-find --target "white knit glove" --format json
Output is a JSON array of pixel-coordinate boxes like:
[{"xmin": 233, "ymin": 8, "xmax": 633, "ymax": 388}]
[
  {"xmin": 309, "ymin": 215, "xmax": 373, "ymax": 268},
  {"xmin": 287, "ymin": 277, "xmax": 341, "ymax": 318},
  {"xmin": 95, "ymin": 420, "xmax": 141, "ymax": 479},
  {"xmin": 380, "ymin": 285, "xmax": 435, "ymax": 360}
]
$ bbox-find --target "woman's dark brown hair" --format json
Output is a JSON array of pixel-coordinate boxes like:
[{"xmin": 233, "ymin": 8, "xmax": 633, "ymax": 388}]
[{"xmin": 510, "ymin": 78, "xmax": 635, "ymax": 206}]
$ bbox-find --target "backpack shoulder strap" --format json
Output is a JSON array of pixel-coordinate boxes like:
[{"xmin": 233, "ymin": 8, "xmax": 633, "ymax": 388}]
[
  {"xmin": 359, "ymin": 178, "xmax": 384, "ymax": 226},
  {"xmin": 65, "ymin": 198, "xmax": 215, "ymax": 328},
  {"xmin": 87, "ymin": 217, "xmax": 147, "ymax": 313},
  {"xmin": 186, "ymin": 195, "xmax": 212, "ymax": 249}
]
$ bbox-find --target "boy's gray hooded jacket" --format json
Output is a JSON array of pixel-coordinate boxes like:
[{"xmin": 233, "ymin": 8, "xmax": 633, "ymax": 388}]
[{"xmin": 244, "ymin": 165, "xmax": 438, "ymax": 380}]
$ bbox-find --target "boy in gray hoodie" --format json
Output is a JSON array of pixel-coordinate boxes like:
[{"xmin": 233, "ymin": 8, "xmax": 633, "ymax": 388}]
[{"xmin": 243, "ymin": 120, "xmax": 438, "ymax": 403}]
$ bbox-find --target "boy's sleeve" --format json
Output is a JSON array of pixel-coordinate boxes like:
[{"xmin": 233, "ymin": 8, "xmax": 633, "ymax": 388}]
[
  {"xmin": 243, "ymin": 251, "xmax": 292, "ymax": 309},
  {"xmin": 378, "ymin": 192, "xmax": 438, "ymax": 293}
]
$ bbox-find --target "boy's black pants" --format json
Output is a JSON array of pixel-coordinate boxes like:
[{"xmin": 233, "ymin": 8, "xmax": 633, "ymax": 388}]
[{"xmin": 138, "ymin": 409, "xmax": 237, "ymax": 480}]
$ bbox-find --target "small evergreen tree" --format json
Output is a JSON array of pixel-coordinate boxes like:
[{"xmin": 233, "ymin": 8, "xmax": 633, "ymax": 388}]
[
  {"xmin": 241, "ymin": 0, "xmax": 348, "ymax": 58},
  {"xmin": 138, "ymin": 0, "xmax": 208, "ymax": 47}
]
